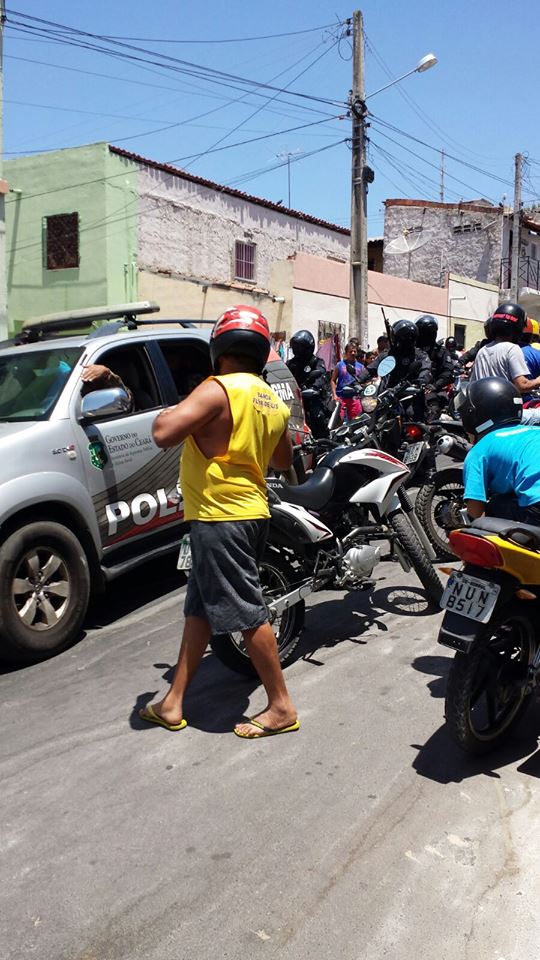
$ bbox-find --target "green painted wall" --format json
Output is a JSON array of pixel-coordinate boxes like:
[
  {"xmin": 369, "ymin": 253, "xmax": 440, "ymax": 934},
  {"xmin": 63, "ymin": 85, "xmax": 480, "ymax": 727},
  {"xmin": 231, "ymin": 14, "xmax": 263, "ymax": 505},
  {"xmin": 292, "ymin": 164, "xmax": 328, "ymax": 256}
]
[{"xmin": 5, "ymin": 143, "xmax": 138, "ymax": 331}]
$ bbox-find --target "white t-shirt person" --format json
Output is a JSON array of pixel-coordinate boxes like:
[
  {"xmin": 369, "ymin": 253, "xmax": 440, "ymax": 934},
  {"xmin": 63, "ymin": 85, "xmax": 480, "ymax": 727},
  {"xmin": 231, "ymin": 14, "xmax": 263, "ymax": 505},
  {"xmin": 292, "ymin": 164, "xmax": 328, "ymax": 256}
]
[
  {"xmin": 469, "ymin": 339, "xmax": 540, "ymax": 424},
  {"xmin": 469, "ymin": 341, "xmax": 529, "ymax": 383}
]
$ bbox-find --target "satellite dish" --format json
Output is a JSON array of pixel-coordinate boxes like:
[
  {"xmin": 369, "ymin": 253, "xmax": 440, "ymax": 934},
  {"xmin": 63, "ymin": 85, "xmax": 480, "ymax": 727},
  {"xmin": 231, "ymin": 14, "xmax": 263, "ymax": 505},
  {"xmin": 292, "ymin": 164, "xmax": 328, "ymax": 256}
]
[{"xmin": 384, "ymin": 230, "xmax": 431, "ymax": 255}]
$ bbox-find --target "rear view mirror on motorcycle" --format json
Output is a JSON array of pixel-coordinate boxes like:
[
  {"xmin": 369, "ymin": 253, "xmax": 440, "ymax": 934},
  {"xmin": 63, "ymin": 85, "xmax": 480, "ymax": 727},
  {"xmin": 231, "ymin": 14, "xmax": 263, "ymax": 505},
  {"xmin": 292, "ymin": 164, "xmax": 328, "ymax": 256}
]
[{"xmin": 378, "ymin": 356, "xmax": 396, "ymax": 377}]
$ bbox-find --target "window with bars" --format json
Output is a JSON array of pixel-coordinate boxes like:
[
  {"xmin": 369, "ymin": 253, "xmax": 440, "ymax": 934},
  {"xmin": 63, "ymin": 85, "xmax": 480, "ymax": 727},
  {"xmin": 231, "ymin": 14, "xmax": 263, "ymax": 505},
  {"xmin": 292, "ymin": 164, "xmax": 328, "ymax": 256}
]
[
  {"xmin": 44, "ymin": 212, "xmax": 80, "ymax": 270},
  {"xmin": 234, "ymin": 240, "xmax": 256, "ymax": 282}
]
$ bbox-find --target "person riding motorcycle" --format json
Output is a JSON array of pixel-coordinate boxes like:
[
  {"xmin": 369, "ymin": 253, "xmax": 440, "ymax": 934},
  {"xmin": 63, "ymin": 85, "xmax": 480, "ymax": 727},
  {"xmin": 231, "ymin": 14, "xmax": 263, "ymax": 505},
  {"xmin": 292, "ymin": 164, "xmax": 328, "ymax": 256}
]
[
  {"xmin": 456, "ymin": 376, "xmax": 540, "ymax": 525},
  {"xmin": 367, "ymin": 318, "xmax": 433, "ymax": 420},
  {"xmin": 520, "ymin": 317, "xmax": 540, "ymax": 404},
  {"xmin": 287, "ymin": 329, "xmax": 332, "ymax": 438},
  {"xmin": 469, "ymin": 301, "xmax": 540, "ymax": 423},
  {"xmin": 415, "ymin": 314, "xmax": 458, "ymax": 421},
  {"xmin": 444, "ymin": 336, "xmax": 460, "ymax": 362}
]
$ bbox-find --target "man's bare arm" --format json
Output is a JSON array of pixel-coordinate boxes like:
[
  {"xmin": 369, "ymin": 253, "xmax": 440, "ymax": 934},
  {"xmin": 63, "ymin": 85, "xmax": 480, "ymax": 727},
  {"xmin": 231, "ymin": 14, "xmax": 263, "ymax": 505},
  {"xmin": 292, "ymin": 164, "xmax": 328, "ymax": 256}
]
[
  {"xmin": 152, "ymin": 379, "xmax": 225, "ymax": 448},
  {"xmin": 514, "ymin": 374, "xmax": 540, "ymax": 393},
  {"xmin": 269, "ymin": 427, "xmax": 293, "ymax": 471}
]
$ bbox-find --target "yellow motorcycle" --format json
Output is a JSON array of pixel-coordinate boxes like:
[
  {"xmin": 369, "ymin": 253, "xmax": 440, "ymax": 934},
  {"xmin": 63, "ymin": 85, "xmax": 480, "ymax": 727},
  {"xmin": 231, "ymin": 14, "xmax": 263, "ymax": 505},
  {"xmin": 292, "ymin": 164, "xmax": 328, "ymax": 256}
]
[{"xmin": 438, "ymin": 516, "xmax": 540, "ymax": 754}]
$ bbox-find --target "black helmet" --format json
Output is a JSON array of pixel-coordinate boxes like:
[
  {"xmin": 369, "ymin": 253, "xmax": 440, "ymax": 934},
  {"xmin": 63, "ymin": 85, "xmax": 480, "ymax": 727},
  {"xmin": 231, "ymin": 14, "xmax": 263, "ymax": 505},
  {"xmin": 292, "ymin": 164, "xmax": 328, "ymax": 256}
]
[
  {"xmin": 290, "ymin": 329, "xmax": 315, "ymax": 361},
  {"xmin": 416, "ymin": 314, "xmax": 438, "ymax": 347},
  {"xmin": 485, "ymin": 301, "xmax": 526, "ymax": 341},
  {"xmin": 445, "ymin": 336, "xmax": 457, "ymax": 351},
  {"xmin": 392, "ymin": 318, "xmax": 418, "ymax": 348},
  {"xmin": 210, "ymin": 305, "xmax": 270, "ymax": 373},
  {"xmin": 455, "ymin": 377, "xmax": 523, "ymax": 438}
]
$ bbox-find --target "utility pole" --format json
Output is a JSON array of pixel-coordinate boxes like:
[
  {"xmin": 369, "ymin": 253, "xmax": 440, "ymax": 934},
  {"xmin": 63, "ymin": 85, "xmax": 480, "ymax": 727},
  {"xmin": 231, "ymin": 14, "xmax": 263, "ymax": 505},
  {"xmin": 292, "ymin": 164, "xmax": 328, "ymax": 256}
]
[
  {"xmin": 348, "ymin": 10, "xmax": 370, "ymax": 349},
  {"xmin": 0, "ymin": 0, "xmax": 7, "ymax": 338},
  {"xmin": 510, "ymin": 152, "xmax": 522, "ymax": 301},
  {"xmin": 440, "ymin": 149, "xmax": 445, "ymax": 202}
]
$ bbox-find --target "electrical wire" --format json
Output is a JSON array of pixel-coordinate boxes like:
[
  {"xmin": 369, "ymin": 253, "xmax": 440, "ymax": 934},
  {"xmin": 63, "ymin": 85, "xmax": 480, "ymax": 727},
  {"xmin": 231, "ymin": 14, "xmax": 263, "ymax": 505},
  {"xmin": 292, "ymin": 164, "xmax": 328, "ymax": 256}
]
[
  {"xmin": 92, "ymin": 22, "xmax": 346, "ymax": 44},
  {"xmin": 364, "ymin": 32, "xmax": 505, "ymax": 167},
  {"xmin": 369, "ymin": 115, "xmax": 514, "ymax": 189},
  {"xmin": 224, "ymin": 138, "xmax": 347, "ymax": 188},
  {"xmin": 6, "ymin": 10, "xmax": 347, "ymax": 108},
  {"xmin": 180, "ymin": 38, "xmax": 340, "ymax": 170}
]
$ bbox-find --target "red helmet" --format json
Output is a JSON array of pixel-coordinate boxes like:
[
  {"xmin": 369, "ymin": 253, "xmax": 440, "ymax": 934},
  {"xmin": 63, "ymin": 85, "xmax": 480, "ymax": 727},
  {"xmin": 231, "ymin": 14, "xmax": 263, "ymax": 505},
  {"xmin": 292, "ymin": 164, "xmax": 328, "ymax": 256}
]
[{"xmin": 210, "ymin": 304, "xmax": 271, "ymax": 372}]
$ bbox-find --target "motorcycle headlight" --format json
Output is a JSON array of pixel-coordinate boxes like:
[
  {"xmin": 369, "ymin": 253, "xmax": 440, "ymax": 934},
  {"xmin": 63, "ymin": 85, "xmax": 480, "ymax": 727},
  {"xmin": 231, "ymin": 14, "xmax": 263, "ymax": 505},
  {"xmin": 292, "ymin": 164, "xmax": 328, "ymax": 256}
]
[{"xmin": 361, "ymin": 397, "xmax": 378, "ymax": 413}]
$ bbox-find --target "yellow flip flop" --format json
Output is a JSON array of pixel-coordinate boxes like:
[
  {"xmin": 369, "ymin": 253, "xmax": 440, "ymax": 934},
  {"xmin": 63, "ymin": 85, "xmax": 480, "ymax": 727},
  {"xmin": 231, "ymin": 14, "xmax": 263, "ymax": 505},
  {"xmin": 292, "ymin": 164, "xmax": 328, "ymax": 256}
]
[
  {"xmin": 234, "ymin": 718, "xmax": 300, "ymax": 739},
  {"xmin": 139, "ymin": 703, "xmax": 187, "ymax": 731}
]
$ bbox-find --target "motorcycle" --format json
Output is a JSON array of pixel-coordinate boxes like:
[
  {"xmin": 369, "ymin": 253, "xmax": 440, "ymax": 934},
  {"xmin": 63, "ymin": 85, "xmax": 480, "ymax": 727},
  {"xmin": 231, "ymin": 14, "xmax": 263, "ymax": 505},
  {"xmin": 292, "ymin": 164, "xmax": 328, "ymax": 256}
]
[
  {"xmin": 354, "ymin": 369, "xmax": 471, "ymax": 559},
  {"xmin": 438, "ymin": 518, "xmax": 540, "ymax": 754},
  {"xmin": 209, "ymin": 362, "xmax": 442, "ymax": 676},
  {"xmin": 414, "ymin": 431, "xmax": 470, "ymax": 560}
]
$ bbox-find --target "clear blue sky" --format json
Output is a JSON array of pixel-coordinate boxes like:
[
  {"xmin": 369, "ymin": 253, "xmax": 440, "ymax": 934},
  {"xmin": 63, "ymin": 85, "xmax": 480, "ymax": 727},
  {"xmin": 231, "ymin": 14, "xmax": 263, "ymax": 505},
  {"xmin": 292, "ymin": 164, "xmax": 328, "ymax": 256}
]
[{"xmin": 5, "ymin": 0, "xmax": 540, "ymax": 237}]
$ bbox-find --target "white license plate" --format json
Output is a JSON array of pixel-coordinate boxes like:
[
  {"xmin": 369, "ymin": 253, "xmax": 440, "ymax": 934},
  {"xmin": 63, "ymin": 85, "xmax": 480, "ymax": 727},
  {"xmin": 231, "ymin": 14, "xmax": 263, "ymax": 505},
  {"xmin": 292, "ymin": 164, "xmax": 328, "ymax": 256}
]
[
  {"xmin": 440, "ymin": 571, "xmax": 500, "ymax": 622},
  {"xmin": 177, "ymin": 536, "xmax": 192, "ymax": 571},
  {"xmin": 403, "ymin": 441, "xmax": 424, "ymax": 465}
]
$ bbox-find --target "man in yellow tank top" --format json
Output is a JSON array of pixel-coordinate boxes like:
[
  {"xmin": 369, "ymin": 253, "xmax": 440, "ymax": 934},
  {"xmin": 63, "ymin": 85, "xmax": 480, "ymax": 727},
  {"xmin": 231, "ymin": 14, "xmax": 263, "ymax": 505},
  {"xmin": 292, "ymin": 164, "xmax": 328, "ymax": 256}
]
[{"xmin": 140, "ymin": 306, "xmax": 299, "ymax": 739}]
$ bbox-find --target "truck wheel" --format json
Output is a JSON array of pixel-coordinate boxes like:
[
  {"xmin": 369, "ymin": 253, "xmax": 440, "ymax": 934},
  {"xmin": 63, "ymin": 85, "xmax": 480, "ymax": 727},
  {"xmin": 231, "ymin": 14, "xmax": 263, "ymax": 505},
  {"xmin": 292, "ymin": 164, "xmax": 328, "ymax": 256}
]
[{"xmin": 0, "ymin": 521, "xmax": 90, "ymax": 663}]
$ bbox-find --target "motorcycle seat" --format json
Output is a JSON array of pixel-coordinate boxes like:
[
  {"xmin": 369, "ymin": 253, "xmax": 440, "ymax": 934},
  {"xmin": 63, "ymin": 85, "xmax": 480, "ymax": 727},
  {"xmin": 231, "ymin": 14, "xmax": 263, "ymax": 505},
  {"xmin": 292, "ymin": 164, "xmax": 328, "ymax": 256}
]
[
  {"xmin": 471, "ymin": 516, "xmax": 540, "ymax": 551},
  {"xmin": 276, "ymin": 467, "xmax": 335, "ymax": 511}
]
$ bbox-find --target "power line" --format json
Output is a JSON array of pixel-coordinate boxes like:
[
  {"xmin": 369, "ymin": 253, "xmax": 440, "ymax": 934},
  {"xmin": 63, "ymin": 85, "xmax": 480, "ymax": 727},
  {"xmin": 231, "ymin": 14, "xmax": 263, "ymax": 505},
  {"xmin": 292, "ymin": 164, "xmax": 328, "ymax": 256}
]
[
  {"xmin": 369, "ymin": 115, "xmax": 514, "ymax": 189},
  {"xmin": 6, "ymin": 10, "xmax": 347, "ymax": 108},
  {"xmin": 94, "ymin": 22, "xmax": 345, "ymax": 44},
  {"xmin": 225, "ymin": 138, "xmax": 346, "ymax": 188},
  {"xmin": 364, "ymin": 32, "xmax": 505, "ymax": 167},
  {"xmin": 5, "ymin": 115, "xmax": 345, "ymax": 205},
  {"xmin": 370, "ymin": 127, "xmax": 499, "ymax": 202},
  {"xmin": 181, "ymin": 38, "xmax": 340, "ymax": 170}
]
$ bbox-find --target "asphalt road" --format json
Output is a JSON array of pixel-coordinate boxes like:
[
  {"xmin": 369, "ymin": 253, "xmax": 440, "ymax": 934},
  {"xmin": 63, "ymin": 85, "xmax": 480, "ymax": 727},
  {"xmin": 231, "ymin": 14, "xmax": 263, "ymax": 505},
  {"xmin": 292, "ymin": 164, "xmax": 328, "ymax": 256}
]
[{"xmin": 2, "ymin": 556, "xmax": 539, "ymax": 960}]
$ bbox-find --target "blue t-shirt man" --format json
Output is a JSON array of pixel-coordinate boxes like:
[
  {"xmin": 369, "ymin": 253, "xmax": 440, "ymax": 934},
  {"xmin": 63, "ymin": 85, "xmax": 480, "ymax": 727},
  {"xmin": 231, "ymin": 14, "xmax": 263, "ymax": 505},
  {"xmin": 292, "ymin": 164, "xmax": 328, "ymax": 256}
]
[
  {"xmin": 521, "ymin": 344, "xmax": 540, "ymax": 401},
  {"xmin": 464, "ymin": 424, "xmax": 540, "ymax": 513}
]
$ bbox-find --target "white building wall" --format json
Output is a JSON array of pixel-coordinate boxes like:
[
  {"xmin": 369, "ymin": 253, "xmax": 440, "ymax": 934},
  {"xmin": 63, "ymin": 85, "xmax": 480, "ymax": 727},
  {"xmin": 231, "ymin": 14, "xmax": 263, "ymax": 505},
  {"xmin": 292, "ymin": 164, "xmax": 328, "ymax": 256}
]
[
  {"xmin": 447, "ymin": 274, "xmax": 499, "ymax": 348},
  {"xmin": 367, "ymin": 303, "xmax": 447, "ymax": 346},
  {"xmin": 135, "ymin": 164, "xmax": 350, "ymax": 291},
  {"xmin": 291, "ymin": 289, "xmax": 349, "ymax": 342}
]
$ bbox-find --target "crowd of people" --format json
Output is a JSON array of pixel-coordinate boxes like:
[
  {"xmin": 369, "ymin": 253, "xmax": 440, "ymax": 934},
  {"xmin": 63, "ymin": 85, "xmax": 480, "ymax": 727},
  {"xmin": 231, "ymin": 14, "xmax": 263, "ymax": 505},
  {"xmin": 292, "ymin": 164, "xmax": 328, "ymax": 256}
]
[
  {"xmin": 287, "ymin": 300, "xmax": 540, "ymax": 528},
  {"xmin": 137, "ymin": 299, "xmax": 540, "ymax": 739}
]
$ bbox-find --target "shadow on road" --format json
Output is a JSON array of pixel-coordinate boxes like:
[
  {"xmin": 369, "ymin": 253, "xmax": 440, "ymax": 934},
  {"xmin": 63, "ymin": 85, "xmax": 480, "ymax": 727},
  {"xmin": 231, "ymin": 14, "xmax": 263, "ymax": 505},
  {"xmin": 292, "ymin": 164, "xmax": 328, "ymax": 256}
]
[
  {"xmin": 411, "ymin": 654, "xmax": 452, "ymax": 698},
  {"xmin": 411, "ymin": 699, "xmax": 540, "ymax": 784},
  {"xmin": 86, "ymin": 556, "xmax": 185, "ymax": 630},
  {"xmin": 131, "ymin": 651, "xmax": 261, "ymax": 735}
]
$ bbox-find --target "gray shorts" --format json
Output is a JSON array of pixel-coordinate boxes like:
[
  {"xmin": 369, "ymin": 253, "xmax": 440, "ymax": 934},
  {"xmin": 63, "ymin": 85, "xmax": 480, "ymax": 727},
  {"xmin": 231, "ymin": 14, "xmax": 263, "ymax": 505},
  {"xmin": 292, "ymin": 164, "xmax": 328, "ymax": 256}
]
[{"xmin": 184, "ymin": 519, "xmax": 269, "ymax": 633}]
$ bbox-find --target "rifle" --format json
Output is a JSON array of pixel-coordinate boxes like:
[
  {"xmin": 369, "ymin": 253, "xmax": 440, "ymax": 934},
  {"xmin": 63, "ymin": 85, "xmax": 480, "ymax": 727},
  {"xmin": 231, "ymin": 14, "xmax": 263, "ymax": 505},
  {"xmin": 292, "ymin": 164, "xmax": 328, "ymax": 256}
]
[{"xmin": 382, "ymin": 308, "xmax": 395, "ymax": 348}]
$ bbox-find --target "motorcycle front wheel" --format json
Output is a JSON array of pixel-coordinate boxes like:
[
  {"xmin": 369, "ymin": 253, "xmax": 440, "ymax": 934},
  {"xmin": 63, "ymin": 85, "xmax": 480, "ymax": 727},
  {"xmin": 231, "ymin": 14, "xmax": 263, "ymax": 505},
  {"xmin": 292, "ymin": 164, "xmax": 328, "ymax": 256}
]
[
  {"xmin": 415, "ymin": 467, "xmax": 464, "ymax": 560},
  {"xmin": 445, "ymin": 607, "xmax": 535, "ymax": 755},
  {"xmin": 388, "ymin": 511, "xmax": 443, "ymax": 606},
  {"xmin": 210, "ymin": 550, "xmax": 306, "ymax": 677}
]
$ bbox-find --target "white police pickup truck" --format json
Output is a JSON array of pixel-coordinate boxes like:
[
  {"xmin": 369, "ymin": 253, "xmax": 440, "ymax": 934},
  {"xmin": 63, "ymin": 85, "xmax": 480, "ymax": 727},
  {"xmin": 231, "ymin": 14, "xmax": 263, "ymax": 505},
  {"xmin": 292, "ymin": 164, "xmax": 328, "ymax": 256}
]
[{"xmin": 0, "ymin": 301, "xmax": 306, "ymax": 662}]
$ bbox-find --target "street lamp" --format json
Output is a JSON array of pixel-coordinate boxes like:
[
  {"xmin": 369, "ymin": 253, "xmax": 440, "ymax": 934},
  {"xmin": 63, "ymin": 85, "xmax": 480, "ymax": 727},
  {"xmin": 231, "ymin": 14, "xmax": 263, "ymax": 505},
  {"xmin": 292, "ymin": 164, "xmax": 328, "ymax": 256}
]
[
  {"xmin": 365, "ymin": 53, "xmax": 438, "ymax": 100},
  {"xmin": 348, "ymin": 9, "xmax": 437, "ymax": 347}
]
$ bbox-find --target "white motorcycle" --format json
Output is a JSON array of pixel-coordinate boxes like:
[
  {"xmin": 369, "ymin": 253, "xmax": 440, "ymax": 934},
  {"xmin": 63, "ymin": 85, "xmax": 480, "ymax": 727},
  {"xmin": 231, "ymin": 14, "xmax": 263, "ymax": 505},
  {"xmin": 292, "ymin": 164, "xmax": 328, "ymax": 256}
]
[{"xmin": 210, "ymin": 362, "xmax": 442, "ymax": 675}]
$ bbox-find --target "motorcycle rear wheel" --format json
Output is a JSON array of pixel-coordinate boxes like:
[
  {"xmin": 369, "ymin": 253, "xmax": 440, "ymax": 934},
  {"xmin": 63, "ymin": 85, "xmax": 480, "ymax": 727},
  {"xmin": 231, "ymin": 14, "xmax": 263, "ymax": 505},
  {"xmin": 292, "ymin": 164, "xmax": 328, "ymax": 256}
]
[
  {"xmin": 445, "ymin": 607, "xmax": 535, "ymax": 755},
  {"xmin": 388, "ymin": 511, "xmax": 443, "ymax": 606},
  {"xmin": 210, "ymin": 550, "xmax": 305, "ymax": 677},
  {"xmin": 415, "ymin": 467, "xmax": 464, "ymax": 560}
]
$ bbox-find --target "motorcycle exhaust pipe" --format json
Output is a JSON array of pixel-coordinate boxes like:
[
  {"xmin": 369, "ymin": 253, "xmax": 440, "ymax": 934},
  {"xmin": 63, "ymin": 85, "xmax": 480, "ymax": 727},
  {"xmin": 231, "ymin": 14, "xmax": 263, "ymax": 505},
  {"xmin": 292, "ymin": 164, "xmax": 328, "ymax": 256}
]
[{"xmin": 436, "ymin": 434, "xmax": 469, "ymax": 462}]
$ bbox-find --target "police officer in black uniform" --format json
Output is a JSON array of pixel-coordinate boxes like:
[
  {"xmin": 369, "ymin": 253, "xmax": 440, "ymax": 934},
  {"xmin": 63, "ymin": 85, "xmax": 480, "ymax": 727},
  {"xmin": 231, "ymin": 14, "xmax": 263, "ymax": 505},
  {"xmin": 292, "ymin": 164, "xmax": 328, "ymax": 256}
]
[
  {"xmin": 415, "ymin": 314, "xmax": 458, "ymax": 421},
  {"xmin": 287, "ymin": 329, "xmax": 332, "ymax": 438},
  {"xmin": 367, "ymin": 319, "xmax": 432, "ymax": 420}
]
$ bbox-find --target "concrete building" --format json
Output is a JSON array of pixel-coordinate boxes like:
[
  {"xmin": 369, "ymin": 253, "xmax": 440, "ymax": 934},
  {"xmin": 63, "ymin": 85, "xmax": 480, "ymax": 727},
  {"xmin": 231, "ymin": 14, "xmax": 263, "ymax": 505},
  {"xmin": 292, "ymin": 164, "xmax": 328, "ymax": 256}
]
[
  {"xmin": 382, "ymin": 198, "xmax": 505, "ymax": 289},
  {"xmin": 4, "ymin": 144, "xmax": 499, "ymax": 351},
  {"xmin": 5, "ymin": 142, "xmax": 349, "ymax": 336}
]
